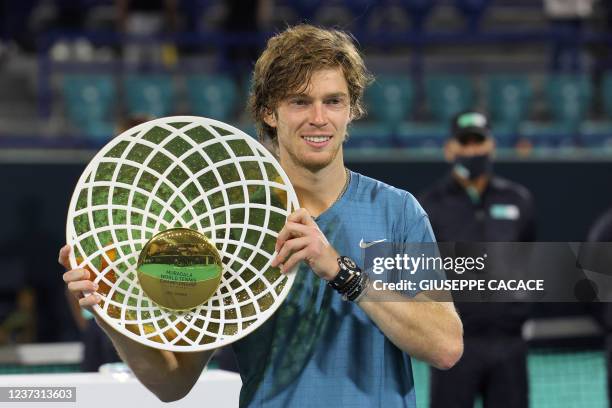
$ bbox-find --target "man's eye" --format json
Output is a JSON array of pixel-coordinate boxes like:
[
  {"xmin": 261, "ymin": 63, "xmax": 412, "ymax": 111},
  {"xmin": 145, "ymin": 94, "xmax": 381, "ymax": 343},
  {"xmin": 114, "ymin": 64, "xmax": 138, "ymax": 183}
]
[
  {"xmin": 326, "ymin": 98, "xmax": 345, "ymax": 105},
  {"xmin": 291, "ymin": 99, "xmax": 308, "ymax": 106}
]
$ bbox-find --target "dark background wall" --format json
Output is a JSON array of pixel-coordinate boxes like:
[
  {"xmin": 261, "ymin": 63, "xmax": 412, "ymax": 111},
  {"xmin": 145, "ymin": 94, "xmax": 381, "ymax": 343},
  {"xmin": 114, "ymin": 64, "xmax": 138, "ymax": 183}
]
[{"xmin": 2, "ymin": 160, "xmax": 611, "ymax": 250}]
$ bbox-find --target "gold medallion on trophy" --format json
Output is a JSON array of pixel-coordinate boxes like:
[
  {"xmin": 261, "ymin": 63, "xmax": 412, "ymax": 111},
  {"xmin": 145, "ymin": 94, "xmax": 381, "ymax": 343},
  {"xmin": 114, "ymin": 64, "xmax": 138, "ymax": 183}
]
[{"xmin": 137, "ymin": 228, "xmax": 222, "ymax": 311}]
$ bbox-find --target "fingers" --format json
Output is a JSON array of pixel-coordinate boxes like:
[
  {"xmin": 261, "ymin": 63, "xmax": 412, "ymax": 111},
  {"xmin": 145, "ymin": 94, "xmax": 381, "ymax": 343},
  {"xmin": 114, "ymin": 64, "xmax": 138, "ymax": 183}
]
[
  {"xmin": 67, "ymin": 279, "xmax": 98, "ymax": 294},
  {"xmin": 274, "ymin": 208, "xmax": 318, "ymax": 253},
  {"xmin": 58, "ymin": 245, "xmax": 71, "ymax": 270},
  {"xmin": 285, "ymin": 209, "xmax": 329, "ymax": 244},
  {"xmin": 271, "ymin": 236, "xmax": 309, "ymax": 268},
  {"xmin": 273, "ymin": 209, "xmax": 336, "ymax": 276},
  {"xmin": 279, "ymin": 248, "xmax": 309, "ymax": 274},
  {"xmin": 65, "ymin": 269, "xmax": 98, "ymax": 302},
  {"xmin": 275, "ymin": 221, "xmax": 313, "ymax": 252},
  {"xmin": 79, "ymin": 293, "xmax": 102, "ymax": 308},
  {"xmin": 63, "ymin": 268, "xmax": 90, "ymax": 283},
  {"xmin": 60, "ymin": 245, "xmax": 101, "ymax": 309},
  {"xmin": 287, "ymin": 208, "xmax": 315, "ymax": 225}
]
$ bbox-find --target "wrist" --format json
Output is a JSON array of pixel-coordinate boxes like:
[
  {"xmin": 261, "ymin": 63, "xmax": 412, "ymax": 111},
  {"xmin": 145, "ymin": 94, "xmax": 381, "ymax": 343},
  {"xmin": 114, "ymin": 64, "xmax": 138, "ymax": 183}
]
[
  {"xmin": 327, "ymin": 256, "xmax": 357, "ymax": 290},
  {"xmin": 326, "ymin": 263, "xmax": 341, "ymax": 281},
  {"xmin": 353, "ymin": 277, "xmax": 371, "ymax": 303},
  {"xmin": 327, "ymin": 256, "xmax": 369, "ymax": 302},
  {"xmin": 322, "ymin": 249, "xmax": 341, "ymax": 281}
]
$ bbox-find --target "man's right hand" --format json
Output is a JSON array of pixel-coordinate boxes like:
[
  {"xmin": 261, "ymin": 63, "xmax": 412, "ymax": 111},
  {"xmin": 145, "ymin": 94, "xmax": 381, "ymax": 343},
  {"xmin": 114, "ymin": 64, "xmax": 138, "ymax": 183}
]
[
  {"xmin": 59, "ymin": 245, "xmax": 101, "ymax": 309},
  {"xmin": 58, "ymin": 244, "xmax": 215, "ymax": 402}
]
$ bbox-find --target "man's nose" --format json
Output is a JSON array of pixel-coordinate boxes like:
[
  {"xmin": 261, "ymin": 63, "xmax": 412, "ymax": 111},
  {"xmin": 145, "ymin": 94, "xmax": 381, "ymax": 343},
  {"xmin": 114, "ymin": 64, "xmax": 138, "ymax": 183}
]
[{"xmin": 309, "ymin": 102, "xmax": 327, "ymax": 127}]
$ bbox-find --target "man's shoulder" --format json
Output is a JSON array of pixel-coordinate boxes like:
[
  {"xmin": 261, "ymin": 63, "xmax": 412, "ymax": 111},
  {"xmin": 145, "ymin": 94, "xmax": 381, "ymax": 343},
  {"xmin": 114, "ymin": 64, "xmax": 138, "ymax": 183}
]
[
  {"xmin": 489, "ymin": 176, "xmax": 534, "ymax": 205},
  {"xmin": 350, "ymin": 172, "xmax": 429, "ymax": 230},
  {"xmin": 352, "ymin": 171, "xmax": 421, "ymax": 209},
  {"xmin": 417, "ymin": 176, "xmax": 455, "ymax": 208}
]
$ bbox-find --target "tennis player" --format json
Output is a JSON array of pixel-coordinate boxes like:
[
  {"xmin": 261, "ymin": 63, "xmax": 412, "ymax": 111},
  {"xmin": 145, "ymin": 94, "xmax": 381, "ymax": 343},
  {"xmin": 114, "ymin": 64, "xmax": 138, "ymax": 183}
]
[{"xmin": 61, "ymin": 24, "xmax": 463, "ymax": 407}]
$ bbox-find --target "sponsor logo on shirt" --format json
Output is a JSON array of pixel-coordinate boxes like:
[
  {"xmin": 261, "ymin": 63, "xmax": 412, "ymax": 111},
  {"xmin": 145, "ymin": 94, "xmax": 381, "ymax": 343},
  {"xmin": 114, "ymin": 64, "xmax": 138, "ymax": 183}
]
[{"xmin": 359, "ymin": 238, "xmax": 387, "ymax": 249}]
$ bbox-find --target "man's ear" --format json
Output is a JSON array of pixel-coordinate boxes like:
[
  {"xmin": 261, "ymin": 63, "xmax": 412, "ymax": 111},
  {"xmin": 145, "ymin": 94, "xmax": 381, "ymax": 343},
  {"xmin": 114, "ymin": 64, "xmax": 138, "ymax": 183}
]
[{"xmin": 263, "ymin": 109, "xmax": 277, "ymax": 128}]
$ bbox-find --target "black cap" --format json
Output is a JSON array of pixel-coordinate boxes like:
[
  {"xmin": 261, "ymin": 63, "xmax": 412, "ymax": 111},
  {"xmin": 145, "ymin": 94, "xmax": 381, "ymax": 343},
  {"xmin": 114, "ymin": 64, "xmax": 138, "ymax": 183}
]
[{"xmin": 451, "ymin": 110, "xmax": 491, "ymax": 144}]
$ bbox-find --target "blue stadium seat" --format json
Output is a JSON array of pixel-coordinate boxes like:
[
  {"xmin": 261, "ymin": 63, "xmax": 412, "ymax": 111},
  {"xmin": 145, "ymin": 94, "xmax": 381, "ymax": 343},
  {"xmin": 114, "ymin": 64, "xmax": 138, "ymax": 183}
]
[
  {"xmin": 396, "ymin": 122, "xmax": 447, "ymax": 148},
  {"xmin": 62, "ymin": 74, "xmax": 116, "ymax": 140},
  {"xmin": 487, "ymin": 125, "xmax": 519, "ymax": 149},
  {"xmin": 186, "ymin": 75, "xmax": 238, "ymax": 121},
  {"xmin": 345, "ymin": 122, "xmax": 392, "ymax": 148},
  {"xmin": 547, "ymin": 74, "xmax": 591, "ymax": 132},
  {"xmin": 486, "ymin": 75, "xmax": 532, "ymax": 147},
  {"xmin": 518, "ymin": 124, "xmax": 577, "ymax": 148},
  {"xmin": 521, "ymin": 74, "xmax": 591, "ymax": 147},
  {"xmin": 579, "ymin": 72, "xmax": 612, "ymax": 149},
  {"xmin": 580, "ymin": 123, "xmax": 612, "ymax": 151},
  {"xmin": 124, "ymin": 75, "xmax": 174, "ymax": 118},
  {"xmin": 425, "ymin": 74, "xmax": 475, "ymax": 124},
  {"xmin": 392, "ymin": 75, "xmax": 474, "ymax": 148},
  {"xmin": 365, "ymin": 75, "xmax": 414, "ymax": 128},
  {"xmin": 359, "ymin": 75, "xmax": 413, "ymax": 147}
]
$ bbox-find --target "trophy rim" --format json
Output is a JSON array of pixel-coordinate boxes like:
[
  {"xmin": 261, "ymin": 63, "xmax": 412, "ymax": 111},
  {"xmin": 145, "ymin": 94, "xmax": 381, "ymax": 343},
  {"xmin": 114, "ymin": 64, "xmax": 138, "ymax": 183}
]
[{"xmin": 66, "ymin": 115, "xmax": 300, "ymax": 352}]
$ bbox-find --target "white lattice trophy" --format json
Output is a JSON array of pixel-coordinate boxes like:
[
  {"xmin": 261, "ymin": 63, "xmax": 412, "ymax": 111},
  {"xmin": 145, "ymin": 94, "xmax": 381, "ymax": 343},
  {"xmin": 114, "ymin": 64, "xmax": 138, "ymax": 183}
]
[{"xmin": 66, "ymin": 116, "xmax": 299, "ymax": 352}]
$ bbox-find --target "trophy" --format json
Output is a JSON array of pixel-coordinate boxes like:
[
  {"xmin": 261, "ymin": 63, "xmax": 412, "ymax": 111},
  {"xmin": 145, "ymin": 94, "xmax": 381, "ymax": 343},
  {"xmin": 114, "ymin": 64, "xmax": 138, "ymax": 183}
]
[{"xmin": 66, "ymin": 116, "xmax": 299, "ymax": 351}]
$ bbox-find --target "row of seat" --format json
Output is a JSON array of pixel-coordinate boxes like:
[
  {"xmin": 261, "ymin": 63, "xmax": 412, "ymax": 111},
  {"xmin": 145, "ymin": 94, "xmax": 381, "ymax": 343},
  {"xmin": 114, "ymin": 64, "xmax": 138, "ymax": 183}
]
[
  {"xmin": 350, "ymin": 73, "xmax": 611, "ymax": 149},
  {"xmin": 62, "ymin": 74, "xmax": 239, "ymax": 139},
  {"xmin": 61, "ymin": 72, "xmax": 612, "ymax": 149}
]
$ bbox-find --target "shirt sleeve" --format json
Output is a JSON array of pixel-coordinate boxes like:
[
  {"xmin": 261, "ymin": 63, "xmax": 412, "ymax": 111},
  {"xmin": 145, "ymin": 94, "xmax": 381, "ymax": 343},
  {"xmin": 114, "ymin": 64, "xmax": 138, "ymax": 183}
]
[
  {"xmin": 401, "ymin": 192, "xmax": 436, "ymax": 244},
  {"xmin": 391, "ymin": 193, "xmax": 444, "ymax": 297}
]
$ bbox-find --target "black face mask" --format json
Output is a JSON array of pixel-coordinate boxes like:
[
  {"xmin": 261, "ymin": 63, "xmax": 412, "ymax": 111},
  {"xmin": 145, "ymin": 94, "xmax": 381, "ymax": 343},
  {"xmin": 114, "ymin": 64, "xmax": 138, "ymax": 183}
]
[{"xmin": 452, "ymin": 154, "xmax": 492, "ymax": 180}]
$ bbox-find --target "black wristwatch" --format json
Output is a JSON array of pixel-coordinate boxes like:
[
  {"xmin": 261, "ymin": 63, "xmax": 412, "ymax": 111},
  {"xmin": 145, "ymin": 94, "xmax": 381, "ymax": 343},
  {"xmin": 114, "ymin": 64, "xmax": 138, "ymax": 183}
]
[
  {"xmin": 327, "ymin": 256, "xmax": 370, "ymax": 302},
  {"xmin": 328, "ymin": 256, "xmax": 361, "ymax": 291}
]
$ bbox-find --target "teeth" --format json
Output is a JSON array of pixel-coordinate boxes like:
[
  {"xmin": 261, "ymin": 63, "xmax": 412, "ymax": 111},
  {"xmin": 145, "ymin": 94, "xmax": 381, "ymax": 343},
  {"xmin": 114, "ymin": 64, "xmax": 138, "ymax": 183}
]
[{"xmin": 303, "ymin": 136, "xmax": 331, "ymax": 143}]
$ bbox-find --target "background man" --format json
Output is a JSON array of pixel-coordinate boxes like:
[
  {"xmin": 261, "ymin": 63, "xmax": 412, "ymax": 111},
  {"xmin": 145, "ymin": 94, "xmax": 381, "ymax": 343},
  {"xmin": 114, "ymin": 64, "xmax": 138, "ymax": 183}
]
[
  {"xmin": 61, "ymin": 24, "xmax": 463, "ymax": 407},
  {"xmin": 420, "ymin": 110, "xmax": 535, "ymax": 408}
]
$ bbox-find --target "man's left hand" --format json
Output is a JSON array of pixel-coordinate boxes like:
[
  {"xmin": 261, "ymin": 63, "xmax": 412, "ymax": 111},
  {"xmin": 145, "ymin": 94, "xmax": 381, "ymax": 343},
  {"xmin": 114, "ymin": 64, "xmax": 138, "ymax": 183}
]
[{"xmin": 271, "ymin": 208, "xmax": 340, "ymax": 280}]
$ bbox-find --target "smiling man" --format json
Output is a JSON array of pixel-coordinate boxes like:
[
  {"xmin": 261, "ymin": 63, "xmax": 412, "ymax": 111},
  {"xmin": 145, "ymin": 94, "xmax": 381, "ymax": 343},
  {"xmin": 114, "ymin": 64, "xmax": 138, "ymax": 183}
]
[{"xmin": 60, "ymin": 24, "xmax": 462, "ymax": 407}]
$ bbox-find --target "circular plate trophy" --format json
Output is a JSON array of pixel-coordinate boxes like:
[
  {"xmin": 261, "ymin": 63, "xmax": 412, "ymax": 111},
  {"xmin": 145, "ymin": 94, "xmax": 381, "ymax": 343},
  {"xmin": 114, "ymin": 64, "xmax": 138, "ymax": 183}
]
[{"xmin": 66, "ymin": 116, "xmax": 299, "ymax": 352}]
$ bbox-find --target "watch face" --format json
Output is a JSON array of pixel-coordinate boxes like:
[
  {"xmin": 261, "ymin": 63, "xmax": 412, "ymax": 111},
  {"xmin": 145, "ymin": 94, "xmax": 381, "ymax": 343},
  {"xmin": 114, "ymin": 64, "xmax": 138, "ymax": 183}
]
[{"xmin": 343, "ymin": 257, "xmax": 357, "ymax": 269}]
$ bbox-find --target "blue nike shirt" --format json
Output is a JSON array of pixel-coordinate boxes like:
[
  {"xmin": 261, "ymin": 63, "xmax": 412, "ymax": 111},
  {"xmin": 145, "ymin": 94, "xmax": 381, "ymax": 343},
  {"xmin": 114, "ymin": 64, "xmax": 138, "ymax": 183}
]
[{"xmin": 232, "ymin": 170, "xmax": 436, "ymax": 407}]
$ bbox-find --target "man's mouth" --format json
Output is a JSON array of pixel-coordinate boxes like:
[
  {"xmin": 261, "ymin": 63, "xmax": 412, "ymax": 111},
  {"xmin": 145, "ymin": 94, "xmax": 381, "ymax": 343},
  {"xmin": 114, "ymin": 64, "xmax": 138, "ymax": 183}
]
[{"xmin": 302, "ymin": 135, "xmax": 332, "ymax": 147}]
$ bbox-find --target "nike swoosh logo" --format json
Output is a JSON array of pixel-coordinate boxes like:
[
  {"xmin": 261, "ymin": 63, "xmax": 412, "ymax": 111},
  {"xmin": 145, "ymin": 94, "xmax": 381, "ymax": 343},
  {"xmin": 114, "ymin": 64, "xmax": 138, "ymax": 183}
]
[{"xmin": 359, "ymin": 238, "xmax": 387, "ymax": 249}]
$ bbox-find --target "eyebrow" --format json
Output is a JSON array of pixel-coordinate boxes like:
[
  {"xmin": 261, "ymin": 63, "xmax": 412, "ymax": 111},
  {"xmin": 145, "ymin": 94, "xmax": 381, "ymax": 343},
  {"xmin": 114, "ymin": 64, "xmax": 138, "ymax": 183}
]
[
  {"xmin": 286, "ymin": 92, "xmax": 349, "ymax": 99},
  {"xmin": 324, "ymin": 92, "xmax": 349, "ymax": 99}
]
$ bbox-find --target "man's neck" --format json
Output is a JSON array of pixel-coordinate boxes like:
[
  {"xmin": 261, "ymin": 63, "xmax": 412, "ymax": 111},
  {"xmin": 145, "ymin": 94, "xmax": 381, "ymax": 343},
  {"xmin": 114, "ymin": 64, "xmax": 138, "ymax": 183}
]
[{"xmin": 281, "ymin": 157, "xmax": 348, "ymax": 218}]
